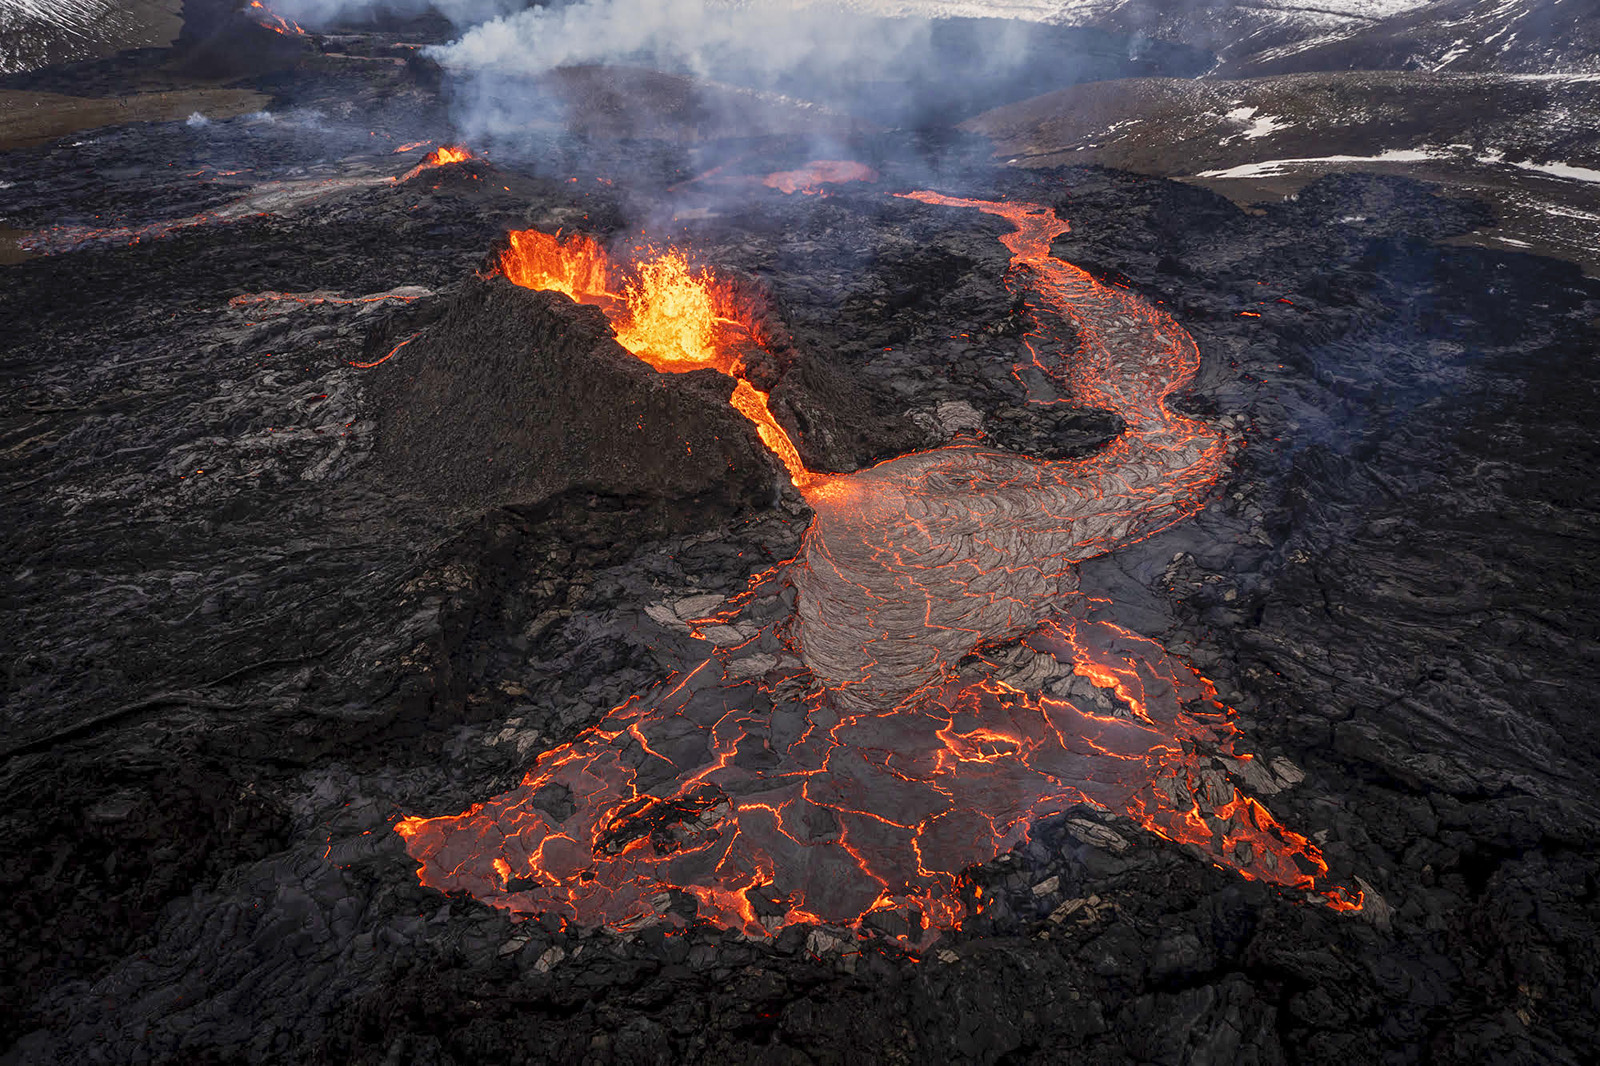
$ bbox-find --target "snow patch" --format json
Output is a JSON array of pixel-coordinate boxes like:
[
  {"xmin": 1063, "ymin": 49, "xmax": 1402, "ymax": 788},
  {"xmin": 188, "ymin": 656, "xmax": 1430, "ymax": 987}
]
[
  {"xmin": 1221, "ymin": 106, "xmax": 1288, "ymax": 142},
  {"xmin": 1196, "ymin": 149, "xmax": 1444, "ymax": 178},
  {"xmin": 1510, "ymin": 160, "xmax": 1600, "ymax": 184},
  {"xmin": 1243, "ymin": 114, "xmax": 1288, "ymax": 140}
]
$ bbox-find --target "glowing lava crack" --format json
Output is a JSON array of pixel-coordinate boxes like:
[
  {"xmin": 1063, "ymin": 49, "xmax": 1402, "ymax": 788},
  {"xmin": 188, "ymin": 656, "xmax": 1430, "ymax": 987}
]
[{"xmin": 396, "ymin": 190, "xmax": 1361, "ymax": 947}]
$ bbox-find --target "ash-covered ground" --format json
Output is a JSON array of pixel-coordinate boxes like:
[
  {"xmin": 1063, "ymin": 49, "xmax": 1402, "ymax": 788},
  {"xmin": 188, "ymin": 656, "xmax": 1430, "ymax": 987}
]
[{"xmin": 3, "ymin": 7, "xmax": 1600, "ymax": 1065}]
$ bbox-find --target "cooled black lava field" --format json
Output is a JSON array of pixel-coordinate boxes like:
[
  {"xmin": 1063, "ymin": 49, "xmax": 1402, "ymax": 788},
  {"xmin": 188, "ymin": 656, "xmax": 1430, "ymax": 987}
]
[{"xmin": 3, "ymin": 3, "xmax": 1599, "ymax": 1064}]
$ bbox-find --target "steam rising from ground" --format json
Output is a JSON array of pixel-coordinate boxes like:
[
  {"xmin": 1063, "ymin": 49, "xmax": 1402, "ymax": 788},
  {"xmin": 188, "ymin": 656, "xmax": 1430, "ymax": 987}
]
[
  {"xmin": 269, "ymin": 0, "xmax": 525, "ymax": 28},
  {"xmin": 433, "ymin": 0, "xmax": 939, "ymax": 81},
  {"xmin": 423, "ymin": 0, "xmax": 1098, "ymax": 142}
]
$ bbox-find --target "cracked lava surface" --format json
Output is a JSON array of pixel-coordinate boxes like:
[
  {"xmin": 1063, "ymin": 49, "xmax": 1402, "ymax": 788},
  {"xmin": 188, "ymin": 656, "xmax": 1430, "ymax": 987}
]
[{"xmin": 395, "ymin": 189, "xmax": 1361, "ymax": 947}]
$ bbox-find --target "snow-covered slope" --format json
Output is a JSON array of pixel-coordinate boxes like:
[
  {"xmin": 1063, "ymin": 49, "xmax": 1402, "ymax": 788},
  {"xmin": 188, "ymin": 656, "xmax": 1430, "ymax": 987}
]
[
  {"xmin": 968, "ymin": 71, "xmax": 1600, "ymax": 171},
  {"xmin": 841, "ymin": 0, "xmax": 1599, "ymax": 76},
  {"xmin": 1236, "ymin": 0, "xmax": 1600, "ymax": 76},
  {"xmin": 0, "ymin": 0, "xmax": 181, "ymax": 75},
  {"xmin": 966, "ymin": 69, "xmax": 1600, "ymax": 271}
]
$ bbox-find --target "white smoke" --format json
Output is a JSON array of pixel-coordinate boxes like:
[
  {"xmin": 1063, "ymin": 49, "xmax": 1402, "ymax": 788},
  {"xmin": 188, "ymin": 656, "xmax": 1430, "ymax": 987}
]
[
  {"xmin": 430, "ymin": 0, "xmax": 926, "ymax": 81},
  {"xmin": 248, "ymin": 0, "xmax": 1157, "ymax": 166},
  {"xmin": 269, "ymin": 0, "xmax": 527, "ymax": 28},
  {"xmin": 425, "ymin": 0, "xmax": 1057, "ymax": 125}
]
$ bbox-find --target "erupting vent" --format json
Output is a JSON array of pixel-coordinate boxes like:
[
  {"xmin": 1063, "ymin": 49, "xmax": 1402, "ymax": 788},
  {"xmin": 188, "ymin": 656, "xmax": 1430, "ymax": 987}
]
[
  {"xmin": 397, "ymin": 192, "xmax": 1361, "ymax": 948},
  {"xmin": 497, "ymin": 229, "xmax": 815, "ymax": 489}
]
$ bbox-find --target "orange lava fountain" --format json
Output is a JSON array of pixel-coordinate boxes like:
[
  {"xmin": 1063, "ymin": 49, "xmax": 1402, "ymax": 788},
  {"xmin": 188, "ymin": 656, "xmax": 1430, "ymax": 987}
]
[
  {"xmin": 496, "ymin": 229, "xmax": 817, "ymax": 491},
  {"xmin": 397, "ymin": 146, "xmax": 474, "ymax": 183},
  {"xmin": 395, "ymin": 192, "xmax": 1361, "ymax": 948},
  {"xmin": 424, "ymin": 146, "xmax": 472, "ymax": 166}
]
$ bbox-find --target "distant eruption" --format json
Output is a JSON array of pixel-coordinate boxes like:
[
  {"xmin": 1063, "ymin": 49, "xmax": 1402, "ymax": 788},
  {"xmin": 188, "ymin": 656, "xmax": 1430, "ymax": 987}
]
[
  {"xmin": 395, "ymin": 182, "xmax": 1361, "ymax": 945},
  {"xmin": 245, "ymin": 0, "xmax": 306, "ymax": 35}
]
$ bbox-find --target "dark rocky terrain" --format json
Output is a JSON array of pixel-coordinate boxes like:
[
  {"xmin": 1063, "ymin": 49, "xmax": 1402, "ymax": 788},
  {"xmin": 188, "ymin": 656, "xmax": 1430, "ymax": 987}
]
[
  {"xmin": 3, "ymin": 4, "xmax": 1599, "ymax": 1064},
  {"xmin": 964, "ymin": 70, "xmax": 1600, "ymax": 275},
  {"xmin": 921, "ymin": 0, "xmax": 1600, "ymax": 77}
]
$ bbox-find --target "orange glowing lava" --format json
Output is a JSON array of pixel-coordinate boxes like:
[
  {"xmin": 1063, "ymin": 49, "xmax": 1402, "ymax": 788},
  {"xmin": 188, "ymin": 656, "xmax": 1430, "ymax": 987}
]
[
  {"xmin": 496, "ymin": 229, "xmax": 817, "ymax": 491},
  {"xmin": 246, "ymin": 0, "xmax": 305, "ymax": 35},
  {"xmin": 424, "ymin": 146, "xmax": 472, "ymax": 167},
  {"xmin": 397, "ymin": 146, "xmax": 474, "ymax": 183},
  {"xmin": 396, "ymin": 191, "xmax": 1361, "ymax": 947},
  {"xmin": 763, "ymin": 161, "xmax": 880, "ymax": 196}
]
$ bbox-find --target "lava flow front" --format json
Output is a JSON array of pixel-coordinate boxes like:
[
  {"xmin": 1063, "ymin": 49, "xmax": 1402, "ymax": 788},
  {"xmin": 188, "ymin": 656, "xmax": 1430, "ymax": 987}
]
[{"xmin": 397, "ymin": 192, "xmax": 1360, "ymax": 948}]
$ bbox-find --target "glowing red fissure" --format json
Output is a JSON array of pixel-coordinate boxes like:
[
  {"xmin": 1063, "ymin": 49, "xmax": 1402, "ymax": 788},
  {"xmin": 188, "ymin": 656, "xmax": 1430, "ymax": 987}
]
[{"xmin": 395, "ymin": 190, "xmax": 1360, "ymax": 947}]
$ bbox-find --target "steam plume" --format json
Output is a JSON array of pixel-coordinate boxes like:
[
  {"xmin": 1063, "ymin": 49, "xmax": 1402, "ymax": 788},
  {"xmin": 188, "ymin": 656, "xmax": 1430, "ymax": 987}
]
[{"xmin": 269, "ymin": 0, "xmax": 527, "ymax": 28}]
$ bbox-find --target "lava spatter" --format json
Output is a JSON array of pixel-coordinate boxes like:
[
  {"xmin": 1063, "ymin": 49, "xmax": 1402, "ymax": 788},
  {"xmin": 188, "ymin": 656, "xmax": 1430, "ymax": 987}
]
[{"xmin": 396, "ymin": 192, "xmax": 1360, "ymax": 946}]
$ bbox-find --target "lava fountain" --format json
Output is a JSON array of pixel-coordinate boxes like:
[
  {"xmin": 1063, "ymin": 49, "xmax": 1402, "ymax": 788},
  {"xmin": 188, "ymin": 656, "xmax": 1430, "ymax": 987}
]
[
  {"xmin": 395, "ymin": 190, "xmax": 1361, "ymax": 947},
  {"xmin": 496, "ymin": 228, "xmax": 816, "ymax": 490}
]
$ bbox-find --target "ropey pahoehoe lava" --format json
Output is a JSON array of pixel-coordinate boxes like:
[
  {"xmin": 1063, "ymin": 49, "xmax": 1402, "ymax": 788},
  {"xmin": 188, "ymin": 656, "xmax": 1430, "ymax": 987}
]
[{"xmin": 395, "ymin": 187, "xmax": 1361, "ymax": 946}]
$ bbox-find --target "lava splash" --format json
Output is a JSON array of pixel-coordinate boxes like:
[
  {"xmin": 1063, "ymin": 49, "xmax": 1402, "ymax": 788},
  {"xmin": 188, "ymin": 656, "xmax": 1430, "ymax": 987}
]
[
  {"xmin": 397, "ymin": 192, "xmax": 1359, "ymax": 946},
  {"xmin": 246, "ymin": 0, "xmax": 306, "ymax": 36}
]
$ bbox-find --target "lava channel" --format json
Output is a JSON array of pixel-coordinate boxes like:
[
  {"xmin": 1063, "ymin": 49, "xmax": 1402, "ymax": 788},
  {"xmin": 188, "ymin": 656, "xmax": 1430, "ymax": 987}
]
[{"xmin": 396, "ymin": 191, "xmax": 1361, "ymax": 948}]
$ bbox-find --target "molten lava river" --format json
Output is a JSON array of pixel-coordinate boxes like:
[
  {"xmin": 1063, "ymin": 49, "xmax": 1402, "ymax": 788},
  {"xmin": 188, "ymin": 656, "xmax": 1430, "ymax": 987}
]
[{"xmin": 396, "ymin": 190, "xmax": 1362, "ymax": 947}]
